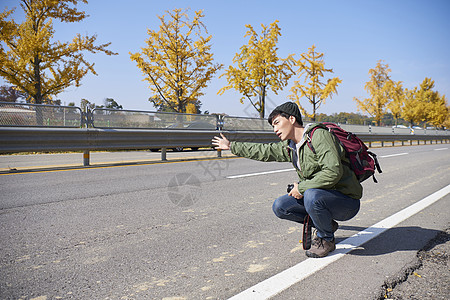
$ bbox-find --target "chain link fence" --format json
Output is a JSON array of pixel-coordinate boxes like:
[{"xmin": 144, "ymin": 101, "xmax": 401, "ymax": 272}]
[
  {"xmin": 91, "ymin": 108, "xmax": 219, "ymax": 130},
  {"xmin": 222, "ymin": 115, "xmax": 273, "ymax": 131},
  {"xmin": 0, "ymin": 102, "xmax": 83, "ymax": 127}
]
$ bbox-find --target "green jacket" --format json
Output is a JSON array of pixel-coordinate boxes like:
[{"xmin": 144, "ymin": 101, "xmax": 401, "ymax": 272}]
[{"xmin": 230, "ymin": 123, "xmax": 363, "ymax": 199}]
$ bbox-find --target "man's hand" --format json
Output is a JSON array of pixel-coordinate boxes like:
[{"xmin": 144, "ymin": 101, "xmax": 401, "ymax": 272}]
[
  {"xmin": 212, "ymin": 133, "xmax": 231, "ymax": 150},
  {"xmin": 289, "ymin": 182, "xmax": 303, "ymax": 200}
]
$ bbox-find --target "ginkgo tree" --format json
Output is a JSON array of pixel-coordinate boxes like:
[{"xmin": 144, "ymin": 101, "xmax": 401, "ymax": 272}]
[
  {"xmin": 418, "ymin": 78, "xmax": 448, "ymax": 128},
  {"xmin": 289, "ymin": 45, "xmax": 341, "ymax": 121},
  {"xmin": 0, "ymin": 0, "xmax": 117, "ymax": 107},
  {"xmin": 401, "ymin": 86, "xmax": 422, "ymax": 127},
  {"xmin": 218, "ymin": 20, "xmax": 294, "ymax": 118},
  {"xmin": 386, "ymin": 80, "xmax": 405, "ymax": 126},
  {"xmin": 403, "ymin": 78, "xmax": 448, "ymax": 128},
  {"xmin": 443, "ymin": 107, "xmax": 450, "ymax": 129},
  {"xmin": 130, "ymin": 8, "xmax": 222, "ymax": 113},
  {"xmin": 354, "ymin": 60, "xmax": 393, "ymax": 126},
  {"xmin": 427, "ymin": 94, "xmax": 448, "ymax": 128}
]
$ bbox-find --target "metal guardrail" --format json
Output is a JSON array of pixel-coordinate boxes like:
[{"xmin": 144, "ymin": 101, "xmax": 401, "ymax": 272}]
[
  {"xmin": 0, "ymin": 127, "xmax": 282, "ymax": 164},
  {"xmin": 1, "ymin": 126, "xmax": 447, "ymax": 152},
  {"xmin": 1, "ymin": 102, "xmax": 449, "ymax": 166},
  {"xmin": 0, "ymin": 126, "xmax": 448, "ymax": 164},
  {"xmin": 0, "ymin": 127, "xmax": 287, "ymax": 152},
  {"xmin": 0, "ymin": 127, "xmax": 219, "ymax": 152}
]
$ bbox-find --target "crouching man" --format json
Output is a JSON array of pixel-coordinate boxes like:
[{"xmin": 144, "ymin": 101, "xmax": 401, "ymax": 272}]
[{"xmin": 212, "ymin": 102, "xmax": 362, "ymax": 258}]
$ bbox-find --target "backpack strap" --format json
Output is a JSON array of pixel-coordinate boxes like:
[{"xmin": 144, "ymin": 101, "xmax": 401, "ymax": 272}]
[
  {"xmin": 307, "ymin": 124, "xmax": 354, "ymax": 171},
  {"xmin": 367, "ymin": 151, "xmax": 383, "ymax": 184},
  {"xmin": 368, "ymin": 151, "xmax": 383, "ymax": 174},
  {"xmin": 306, "ymin": 124, "xmax": 328, "ymax": 154},
  {"xmin": 306, "ymin": 135, "xmax": 316, "ymax": 154}
]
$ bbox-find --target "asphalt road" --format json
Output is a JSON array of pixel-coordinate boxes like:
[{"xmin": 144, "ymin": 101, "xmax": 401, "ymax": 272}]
[{"xmin": 0, "ymin": 144, "xmax": 449, "ymax": 299}]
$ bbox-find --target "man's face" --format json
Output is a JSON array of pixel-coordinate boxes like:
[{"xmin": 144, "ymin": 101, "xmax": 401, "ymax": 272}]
[{"xmin": 272, "ymin": 115, "xmax": 295, "ymax": 141}]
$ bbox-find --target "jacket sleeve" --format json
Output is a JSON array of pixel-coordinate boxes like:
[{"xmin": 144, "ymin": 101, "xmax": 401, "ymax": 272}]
[
  {"xmin": 297, "ymin": 129, "xmax": 343, "ymax": 193},
  {"xmin": 230, "ymin": 141, "xmax": 291, "ymax": 162}
]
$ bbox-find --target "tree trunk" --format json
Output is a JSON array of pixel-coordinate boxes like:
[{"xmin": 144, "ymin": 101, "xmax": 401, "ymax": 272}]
[
  {"xmin": 259, "ymin": 88, "xmax": 265, "ymax": 119},
  {"xmin": 33, "ymin": 55, "xmax": 44, "ymax": 125},
  {"xmin": 312, "ymin": 96, "xmax": 316, "ymax": 122}
]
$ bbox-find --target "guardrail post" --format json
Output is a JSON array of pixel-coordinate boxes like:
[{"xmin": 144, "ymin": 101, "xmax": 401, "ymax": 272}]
[
  {"xmin": 83, "ymin": 150, "xmax": 90, "ymax": 166},
  {"xmin": 161, "ymin": 147, "xmax": 167, "ymax": 161},
  {"xmin": 216, "ymin": 115, "xmax": 224, "ymax": 131}
]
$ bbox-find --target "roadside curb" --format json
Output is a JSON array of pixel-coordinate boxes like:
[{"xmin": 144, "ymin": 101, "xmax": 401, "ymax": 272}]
[{"xmin": 378, "ymin": 227, "xmax": 450, "ymax": 299}]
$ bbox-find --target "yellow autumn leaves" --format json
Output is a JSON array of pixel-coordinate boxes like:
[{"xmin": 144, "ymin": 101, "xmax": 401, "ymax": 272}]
[
  {"xmin": 132, "ymin": 12, "xmax": 341, "ymax": 117},
  {"xmin": 218, "ymin": 23, "xmax": 341, "ymax": 119},
  {"xmin": 130, "ymin": 8, "xmax": 222, "ymax": 113},
  {"xmin": 132, "ymin": 9, "xmax": 448, "ymax": 126},
  {"xmin": 289, "ymin": 45, "xmax": 342, "ymax": 121},
  {"xmin": 218, "ymin": 21, "xmax": 294, "ymax": 118},
  {"xmin": 0, "ymin": 0, "xmax": 117, "ymax": 104},
  {"xmin": 354, "ymin": 60, "xmax": 449, "ymax": 127}
]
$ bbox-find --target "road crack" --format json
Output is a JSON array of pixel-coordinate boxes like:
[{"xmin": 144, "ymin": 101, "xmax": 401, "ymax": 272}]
[{"xmin": 377, "ymin": 227, "xmax": 449, "ymax": 299}]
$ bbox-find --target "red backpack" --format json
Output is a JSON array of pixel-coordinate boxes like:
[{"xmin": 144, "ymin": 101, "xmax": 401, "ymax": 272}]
[{"xmin": 306, "ymin": 122, "xmax": 382, "ymax": 183}]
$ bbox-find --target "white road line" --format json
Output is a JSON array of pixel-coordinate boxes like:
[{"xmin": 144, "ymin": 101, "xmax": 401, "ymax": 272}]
[
  {"xmin": 434, "ymin": 148, "xmax": 448, "ymax": 151},
  {"xmin": 379, "ymin": 152, "xmax": 409, "ymax": 158},
  {"xmin": 226, "ymin": 168, "xmax": 295, "ymax": 179},
  {"xmin": 228, "ymin": 184, "xmax": 450, "ymax": 300}
]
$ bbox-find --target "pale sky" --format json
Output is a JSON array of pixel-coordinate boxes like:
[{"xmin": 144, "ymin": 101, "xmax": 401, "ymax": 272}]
[{"xmin": 2, "ymin": 0, "xmax": 449, "ymax": 118}]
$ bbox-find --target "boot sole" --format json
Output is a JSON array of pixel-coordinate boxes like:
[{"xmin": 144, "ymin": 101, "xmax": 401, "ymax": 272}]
[{"xmin": 305, "ymin": 245, "xmax": 336, "ymax": 258}]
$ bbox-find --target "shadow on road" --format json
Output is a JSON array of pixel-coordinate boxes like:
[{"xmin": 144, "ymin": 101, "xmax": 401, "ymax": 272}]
[{"xmin": 335, "ymin": 225, "xmax": 445, "ymax": 256}]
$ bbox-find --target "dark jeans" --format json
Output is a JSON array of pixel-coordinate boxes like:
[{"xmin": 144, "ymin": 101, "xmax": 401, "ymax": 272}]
[{"xmin": 272, "ymin": 188, "xmax": 360, "ymax": 241}]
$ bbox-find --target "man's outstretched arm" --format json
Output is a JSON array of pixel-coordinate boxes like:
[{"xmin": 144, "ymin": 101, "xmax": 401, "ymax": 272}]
[{"xmin": 212, "ymin": 133, "xmax": 290, "ymax": 163}]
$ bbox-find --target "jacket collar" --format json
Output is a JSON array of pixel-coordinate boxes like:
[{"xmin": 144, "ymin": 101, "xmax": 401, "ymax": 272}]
[{"xmin": 288, "ymin": 123, "xmax": 317, "ymax": 150}]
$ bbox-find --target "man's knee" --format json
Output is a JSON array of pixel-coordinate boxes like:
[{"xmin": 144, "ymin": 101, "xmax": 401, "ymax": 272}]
[
  {"xmin": 272, "ymin": 197, "xmax": 285, "ymax": 219},
  {"xmin": 303, "ymin": 189, "xmax": 325, "ymax": 210},
  {"xmin": 272, "ymin": 195, "xmax": 296, "ymax": 219}
]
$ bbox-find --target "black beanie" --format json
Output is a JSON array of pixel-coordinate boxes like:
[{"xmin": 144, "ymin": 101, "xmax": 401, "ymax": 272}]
[{"xmin": 268, "ymin": 102, "xmax": 303, "ymax": 126}]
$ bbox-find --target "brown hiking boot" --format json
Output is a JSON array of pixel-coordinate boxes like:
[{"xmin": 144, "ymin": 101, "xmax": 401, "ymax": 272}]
[
  {"xmin": 302, "ymin": 218, "xmax": 339, "ymax": 250},
  {"xmin": 305, "ymin": 237, "xmax": 336, "ymax": 258}
]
